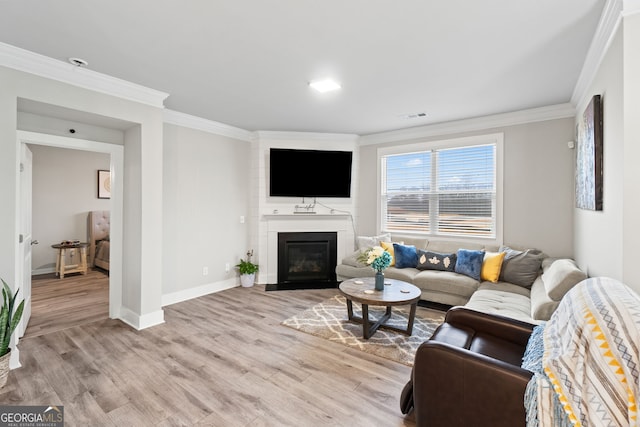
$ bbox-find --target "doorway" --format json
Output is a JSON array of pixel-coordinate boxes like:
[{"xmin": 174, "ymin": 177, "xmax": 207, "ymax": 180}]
[
  {"xmin": 23, "ymin": 143, "xmax": 111, "ymax": 337},
  {"xmin": 16, "ymin": 131, "xmax": 124, "ymax": 342}
]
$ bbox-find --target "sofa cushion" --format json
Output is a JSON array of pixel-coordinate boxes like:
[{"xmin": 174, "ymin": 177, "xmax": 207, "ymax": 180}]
[
  {"xmin": 481, "ymin": 251, "xmax": 506, "ymax": 283},
  {"xmin": 498, "ymin": 246, "xmax": 545, "ymax": 288},
  {"xmin": 455, "ymin": 249, "xmax": 485, "ymax": 281},
  {"xmin": 477, "ymin": 281, "xmax": 531, "ymax": 297},
  {"xmin": 465, "ymin": 289, "xmax": 536, "ymax": 324},
  {"xmin": 542, "ymin": 259, "xmax": 587, "ymax": 302},
  {"xmin": 356, "ymin": 233, "xmax": 391, "ymax": 249},
  {"xmin": 529, "ymin": 276, "xmax": 559, "ymax": 321},
  {"xmin": 390, "ymin": 234, "xmax": 429, "ymax": 250},
  {"xmin": 414, "ymin": 270, "xmax": 479, "ymax": 298},
  {"xmin": 416, "ymin": 250, "xmax": 457, "ymax": 271},
  {"xmin": 341, "ymin": 249, "xmax": 368, "ymax": 268},
  {"xmin": 335, "ymin": 263, "xmax": 375, "ymax": 281},
  {"xmin": 383, "ymin": 267, "xmax": 420, "ymax": 283},
  {"xmin": 394, "ymin": 243, "xmax": 418, "ymax": 268}
]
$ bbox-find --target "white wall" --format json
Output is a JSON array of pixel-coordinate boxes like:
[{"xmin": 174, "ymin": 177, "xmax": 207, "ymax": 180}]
[
  {"xmin": 573, "ymin": 12, "xmax": 640, "ymax": 294},
  {"xmin": 574, "ymin": 27, "xmax": 624, "ymax": 281},
  {"xmin": 162, "ymin": 123, "xmax": 250, "ymax": 303},
  {"xmin": 358, "ymin": 117, "xmax": 576, "ymax": 257},
  {"xmin": 0, "ymin": 65, "xmax": 165, "ymax": 333},
  {"xmin": 29, "ymin": 144, "xmax": 110, "ymax": 273},
  {"xmin": 18, "ymin": 111, "xmax": 125, "ymax": 145},
  {"xmin": 622, "ymin": 13, "xmax": 640, "ymax": 290}
]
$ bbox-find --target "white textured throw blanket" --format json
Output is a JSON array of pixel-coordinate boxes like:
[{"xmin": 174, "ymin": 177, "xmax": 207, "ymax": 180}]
[{"xmin": 535, "ymin": 277, "xmax": 640, "ymax": 426}]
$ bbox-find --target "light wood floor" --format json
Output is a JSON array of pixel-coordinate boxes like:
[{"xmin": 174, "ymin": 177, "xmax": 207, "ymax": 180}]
[
  {"xmin": 24, "ymin": 268, "xmax": 110, "ymax": 338},
  {"xmin": 3, "ymin": 285, "xmax": 417, "ymax": 426}
]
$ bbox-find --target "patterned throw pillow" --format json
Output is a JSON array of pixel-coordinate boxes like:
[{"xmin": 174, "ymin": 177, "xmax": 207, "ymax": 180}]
[
  {"xmin": 455, "ymin": 249, "xmax": 485, "ymax": 281},
  {"xmin": 416, "ymin": 250, "xmax": 457, "ymax": 272},
  {"xmin": 393, "ymin": 243, "xmax": 418, "ymax": 269}
]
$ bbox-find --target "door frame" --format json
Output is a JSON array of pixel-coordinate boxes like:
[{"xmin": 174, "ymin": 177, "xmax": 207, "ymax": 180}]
[
  {"xmin": 16, "ymin": 130, "xmax": 124, "ymax": 328},
  {"xmin": 17, "ymin": 143, "xmax": 32, "ymax": 340}
]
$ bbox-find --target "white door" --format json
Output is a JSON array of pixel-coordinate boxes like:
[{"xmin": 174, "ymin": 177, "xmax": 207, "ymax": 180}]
[{"xmin": 17, "ymin": 143, "xmax": 33, "ymax": 337}]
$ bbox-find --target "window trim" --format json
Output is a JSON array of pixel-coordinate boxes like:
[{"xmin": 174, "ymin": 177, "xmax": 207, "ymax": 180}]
[{"xmin": 376, "ymin": 133, "xmax": 504, "ymax": 244}]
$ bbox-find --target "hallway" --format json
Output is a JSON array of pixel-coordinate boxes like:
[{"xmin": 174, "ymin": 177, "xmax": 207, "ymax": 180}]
[{"xmin": 23, "ymin": 269, "xmax": 109, "ymax": 339}]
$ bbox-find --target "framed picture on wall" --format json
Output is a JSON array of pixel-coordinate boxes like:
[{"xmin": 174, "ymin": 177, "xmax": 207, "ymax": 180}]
[
  {"xmin": 575, "ymin": 94, "xmax": 603, "ymax": 211},
  {"xmin": 97, "ymin": 170, "xmax": 111, "ymax": 199}
]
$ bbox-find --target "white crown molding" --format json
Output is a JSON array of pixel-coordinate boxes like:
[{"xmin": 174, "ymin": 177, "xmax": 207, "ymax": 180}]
[
  {"xmin": 359, "ymin": 103, "xmax": 575, "ymax": 146},
  {"xmin": 0, "ymin": 42, "xmax": 169, "ymax": 108},
  {"xmin": 163, "ymin": 109, "xmax": 254, "ymax": 142},
  {"xmin": 254, "ymin": 130, "xmax": 359, "ymax": 142},
  {"xmin": 571, "ymin": 0, "xmax": 624, "ymax": 108}
]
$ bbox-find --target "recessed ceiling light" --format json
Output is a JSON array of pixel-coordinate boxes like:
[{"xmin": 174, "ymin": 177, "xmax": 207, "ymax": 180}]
[
  {"xmin": 68, "ymin": 57, "xmax": 88, "ymax": 67},
  {"xmin": 309, "ymin": 79, "xmax": 341, "ymax": 93}
]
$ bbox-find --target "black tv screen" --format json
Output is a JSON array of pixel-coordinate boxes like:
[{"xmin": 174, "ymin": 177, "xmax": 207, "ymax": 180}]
[{"xmin": 269, "ymin": 148, "xmax": 353, "ymax": 198}]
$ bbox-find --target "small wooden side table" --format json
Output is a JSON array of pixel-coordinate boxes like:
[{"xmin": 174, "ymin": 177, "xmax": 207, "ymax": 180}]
[{"xmin": 51, "ymin": 242, "xmax": 88, "ymax": 278}]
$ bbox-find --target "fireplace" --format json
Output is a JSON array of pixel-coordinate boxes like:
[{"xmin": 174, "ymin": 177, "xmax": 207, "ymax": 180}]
[{"xmin": 273, "ymin": 232, "xmax": 338, "ymax": 290}]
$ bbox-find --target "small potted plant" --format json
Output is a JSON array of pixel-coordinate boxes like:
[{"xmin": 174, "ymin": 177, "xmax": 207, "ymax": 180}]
[
  {"xmin": 0, "ymin": 279, "xmax": 24, "ymax": 388},
  {"xmin": 236, "ymin": 250, "xmax": 259, "ymax": 288}
]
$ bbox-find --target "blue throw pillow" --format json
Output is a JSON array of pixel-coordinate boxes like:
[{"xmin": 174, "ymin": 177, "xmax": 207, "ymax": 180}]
[
  {"xmin": 455, "ymin": 249, "xmax": 485, "ymax": 281},
  {"xmin": 393, "ymin": 243, "xmax": 418, "ymax": 269}
]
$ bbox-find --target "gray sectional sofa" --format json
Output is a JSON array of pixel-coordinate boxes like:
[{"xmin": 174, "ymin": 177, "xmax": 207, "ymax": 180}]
[{"xmin": 335, "ymin": 234, "xmax": 586, "ymax": 324}]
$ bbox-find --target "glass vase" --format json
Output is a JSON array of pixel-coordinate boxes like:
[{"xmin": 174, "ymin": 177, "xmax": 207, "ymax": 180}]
[{"xmin": 375, "ymin": 271, "xmax": 385, "ymax": 291}]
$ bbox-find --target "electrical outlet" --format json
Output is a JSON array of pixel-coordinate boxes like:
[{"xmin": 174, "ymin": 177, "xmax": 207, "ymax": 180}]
[
  {"xmin": 225, "ymin": 263, "xmax": 230, "ymax": 272},
  {"xmin": 240, "ymin": 215, "xmax": 245, "ymax": 224},
  {"xmin": 202, "ymin": 267, "xmax": 209, "ymax": 276}
]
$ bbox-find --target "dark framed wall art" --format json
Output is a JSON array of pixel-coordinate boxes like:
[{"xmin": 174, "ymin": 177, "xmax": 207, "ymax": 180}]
[
  {"xmin": 97, "ymin": 169, "xmax": 111, "ymax": 199},
  {"xmin": 575, "ymin": 94, "xmax": 603, "ymax": 211}
]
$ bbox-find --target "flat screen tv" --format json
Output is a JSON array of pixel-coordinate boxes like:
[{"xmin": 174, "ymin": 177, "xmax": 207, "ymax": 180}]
[{"xmin": 269, "ymin": 148, "xmax": 352, "ymax": 198}]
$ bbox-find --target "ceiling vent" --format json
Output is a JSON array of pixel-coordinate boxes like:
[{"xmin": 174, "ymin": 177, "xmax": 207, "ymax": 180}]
[
  {"xmin": 68, "ymin": 57, "xmax": 88, "ymax": 67},
  {"xmin": 398, "ymin": 112, "xmax": 428, "ymax": 120}
]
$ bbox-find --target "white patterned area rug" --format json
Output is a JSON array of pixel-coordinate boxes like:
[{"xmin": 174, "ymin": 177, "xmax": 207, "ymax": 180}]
[{"xmin": 282, "ymin": 295, "xmax": 445, "ymax": 366}]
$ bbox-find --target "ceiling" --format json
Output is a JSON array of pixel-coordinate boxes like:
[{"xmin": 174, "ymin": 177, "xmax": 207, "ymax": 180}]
[{"xmin": 0, "ymin": 0, "xmax": 605, "ymax": 135}]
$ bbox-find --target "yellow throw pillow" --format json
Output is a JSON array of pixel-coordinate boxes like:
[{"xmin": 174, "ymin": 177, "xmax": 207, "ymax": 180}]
[
  {"xmin": 481, "ymin": 251, "xmax": 506, "ymax": 283},
  {"xmin": 380, "ymin": 241, "xmax": 396, "ymax": 266}
]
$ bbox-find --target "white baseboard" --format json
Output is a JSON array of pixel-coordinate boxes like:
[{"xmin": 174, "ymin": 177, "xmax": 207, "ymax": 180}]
[
  {"xmin": 119, "ymin": 307, "xmax": 165, "ymax": 330},
  {"xmin": 162, "ymin": 278, "xmax": 238, "ymax": 307},
  {"xmin": 31, "ymin": 267, "xmax": 55, "ymax": 275}
]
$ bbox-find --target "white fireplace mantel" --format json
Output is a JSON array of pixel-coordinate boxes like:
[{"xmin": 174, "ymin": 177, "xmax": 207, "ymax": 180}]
[
  {"xmin": 257, "ymin": 214, "xmax": 355, "ymax": 284},
  {"xmin": 262, "ymin": 213, "xmax": 351, "ymax": 219}
]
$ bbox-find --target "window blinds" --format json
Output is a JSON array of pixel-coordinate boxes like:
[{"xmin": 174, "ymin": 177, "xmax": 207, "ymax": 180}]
[{"xmin": 382, "ymin": 143, "xmax": 496, "ymax": 237}]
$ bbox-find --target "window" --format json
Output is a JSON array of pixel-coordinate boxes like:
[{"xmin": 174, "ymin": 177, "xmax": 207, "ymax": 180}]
[{"xmin": 380, "ymin": 135, "xmax": 500, "ymax": 239}]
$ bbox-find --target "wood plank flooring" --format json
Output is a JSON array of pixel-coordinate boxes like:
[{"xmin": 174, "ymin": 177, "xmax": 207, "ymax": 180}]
[
  {"xmin": 24, "ymin": 269, "xmax": 109, "ymax": 338},
  {"xmin": 2, "ymin": 285, "xmax": 418, "ymax": 426}
]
